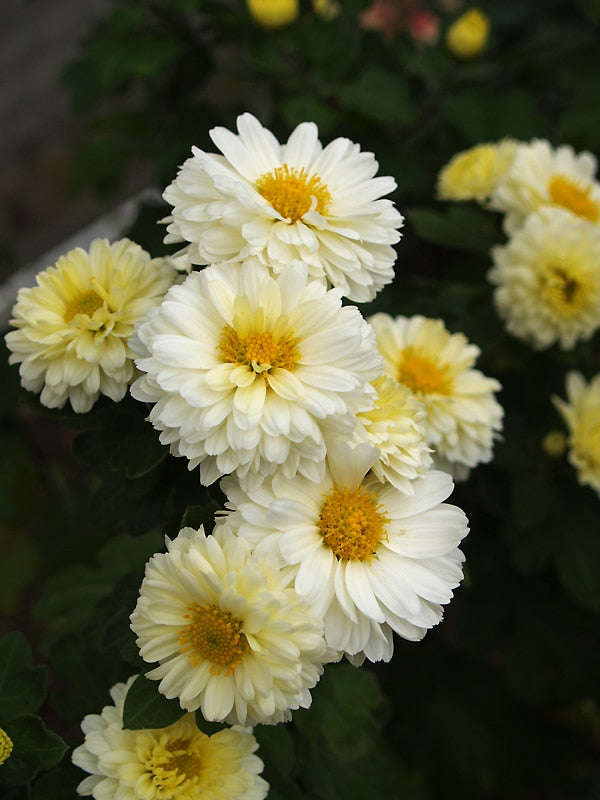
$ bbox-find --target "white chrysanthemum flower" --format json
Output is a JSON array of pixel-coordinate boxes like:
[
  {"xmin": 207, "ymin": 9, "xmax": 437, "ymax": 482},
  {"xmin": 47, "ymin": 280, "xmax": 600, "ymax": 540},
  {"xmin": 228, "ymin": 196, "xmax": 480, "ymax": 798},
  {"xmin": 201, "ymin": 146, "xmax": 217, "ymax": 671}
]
[
  {"xmin": 72, "ymin": 677, "xmax": 268, "ymax": 800},
  {"xmin": 130, "ymin": 258, "xmax": 381, "ymax": 486},
  {"xmin": 436, "ymin": 139, "xmax": 518, "ymax": 203},
  {"xmin": 368, "ymin": 313, "xmax": 503, "ymax": 479},
  {"xmin": 162, "ymin": 112, "xmax": 404, "ymax": 302},
  {"xmin": 488, "ymin": 206, "xmax": 600, "ymax": 350},
  {"xmin": 353, "ymin": 375, "xmax": 433, "ymax": 493},
  {"xmin": 490, "ymin": 138, "xmax": 600, "ymax": 234},
  {"xmin": 130, "ymin": 525, "xmax": 328, "ymax": 725},
  {"xmin": 5, "ymin": 238, "xmax": 176, "ymax": 413},
  {"xmin": 552, "ymin": 371, "xmax": 600, "ymax": 498},
  {"xmin": 222, "ymin": 441, "xmax": 469, "ymax": 663}
]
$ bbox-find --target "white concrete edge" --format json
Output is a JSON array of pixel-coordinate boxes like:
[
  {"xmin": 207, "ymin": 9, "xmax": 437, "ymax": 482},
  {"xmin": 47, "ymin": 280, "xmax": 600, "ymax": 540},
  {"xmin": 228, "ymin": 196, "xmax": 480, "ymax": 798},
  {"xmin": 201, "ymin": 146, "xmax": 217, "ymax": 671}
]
[{"xmin": 1, "ymin": 186, "xmax": 163, "ymax": 329}]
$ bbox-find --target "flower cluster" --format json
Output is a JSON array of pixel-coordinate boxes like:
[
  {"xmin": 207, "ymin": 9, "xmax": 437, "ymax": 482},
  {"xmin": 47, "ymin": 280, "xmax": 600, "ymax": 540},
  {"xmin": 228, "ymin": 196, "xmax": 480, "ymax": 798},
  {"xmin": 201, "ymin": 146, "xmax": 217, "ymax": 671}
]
[
  {"xmin": 5, "ymin": 115, "xmax": 508, "ymax": 798},
  {"xmin": 438, "ymin": 136, "xmax": 600, "ymax": 497}
]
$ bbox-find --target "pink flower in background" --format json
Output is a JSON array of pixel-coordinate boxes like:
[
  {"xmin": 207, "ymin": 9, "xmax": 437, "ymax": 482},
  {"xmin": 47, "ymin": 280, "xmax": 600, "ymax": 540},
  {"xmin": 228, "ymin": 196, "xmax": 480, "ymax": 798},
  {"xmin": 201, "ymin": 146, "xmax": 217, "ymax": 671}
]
[{"xmin": 408, "ymin": 7, "xmax": 440, "ymax": 45}]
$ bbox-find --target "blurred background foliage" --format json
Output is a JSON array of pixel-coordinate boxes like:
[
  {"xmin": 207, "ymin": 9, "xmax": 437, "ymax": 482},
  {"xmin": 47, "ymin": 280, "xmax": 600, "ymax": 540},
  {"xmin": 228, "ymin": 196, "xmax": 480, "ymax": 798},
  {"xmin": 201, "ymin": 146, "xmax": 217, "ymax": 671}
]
[{"xmin": 2, "ymin": 0, "xmax": 600, "ymax": 798}]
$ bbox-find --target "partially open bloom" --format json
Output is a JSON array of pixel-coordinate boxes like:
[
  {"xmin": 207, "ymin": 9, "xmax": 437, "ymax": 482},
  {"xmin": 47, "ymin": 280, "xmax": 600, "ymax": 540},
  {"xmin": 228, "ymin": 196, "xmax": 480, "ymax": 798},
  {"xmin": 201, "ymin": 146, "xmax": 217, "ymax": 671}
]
[
  {"xmin": 0, "ymin": 728, "xmax": 13, "ymax": 766},
  {"xmin": 488, "ymin": 207, "xmax": 600, "ymax": 350},
  {"xmin": 369, "ymin": 313, "xmax": 503, "ymax": 479},
  {"xmin": 162, "ymin": 112, "xmax": 403, "ymax": 302},
  {"xmin": 553, "ymin": 371, "xmax": 600, "ymax": 498},
  {"xmin": 490, "ymin": 138, "xmax": 600, "ymax": 235},
  {"xmin": 437, "ymin": 139, "xmax": 518, "ymax": 203},
  {"xmin": 72, "ymin": 678, "xmax": 268, "ymax": 800},
  {"xmin": 5, "ymin": 238, "xmax": 176, "ymax": 413},
  {"xmin": 222, "ymin": 441, "xmax": 469, "ymax": 663},
  {"xmin": 353, "ymin": 375, "xmax": 433, "ymax": 493},
  {"xmin": 445, "ymin": 8, "xmax": 490, "ymax": 58},
  {"xmin": 130, "ymin": 525, "xmax": 328, "ymax": 725},
  {"xmin": 131, "ymin": 258, "xmax": 381, "ymax": 486},
  {"xmin": 246, "ymin": 0, "xmax": 298, "ymax": 28}
]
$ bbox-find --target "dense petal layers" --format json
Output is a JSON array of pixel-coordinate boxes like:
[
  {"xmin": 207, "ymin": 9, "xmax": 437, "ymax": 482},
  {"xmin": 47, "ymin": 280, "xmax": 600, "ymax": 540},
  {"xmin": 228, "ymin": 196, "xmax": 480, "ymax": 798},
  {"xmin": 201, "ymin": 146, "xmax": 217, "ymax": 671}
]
[{"xmin": 162, "ymin": 112, "xmax": 404, "ymax": 302}]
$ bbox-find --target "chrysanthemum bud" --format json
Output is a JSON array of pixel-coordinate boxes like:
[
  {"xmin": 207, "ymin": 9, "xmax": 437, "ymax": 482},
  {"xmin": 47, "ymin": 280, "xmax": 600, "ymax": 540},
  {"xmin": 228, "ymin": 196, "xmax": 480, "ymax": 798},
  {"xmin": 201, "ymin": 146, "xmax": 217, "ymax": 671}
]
[
  {"xmin": 446, "ymin": 8, "xmax": 490, "ymax": 58},
  {"xmin": 246, "ymin": 0, "xmax": 298, "ymax": 28}
]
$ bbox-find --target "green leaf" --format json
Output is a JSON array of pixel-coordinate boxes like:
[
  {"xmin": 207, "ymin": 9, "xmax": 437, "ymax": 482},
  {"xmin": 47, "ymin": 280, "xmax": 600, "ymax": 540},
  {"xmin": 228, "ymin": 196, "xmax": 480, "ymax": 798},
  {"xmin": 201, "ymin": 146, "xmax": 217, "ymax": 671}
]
[
  {"xmin": 406, "ymin": 204, "xmax": 499, "ymax": 253},
  {"xmin": 337, "ymin": 67, "xmax": 416, "ymax": 126},
  {"xmin": 0, "ymin": 632, "xmax": 47, "ymax": 720},
  {"xmin": 552, "ymin": 504, "xmax": 600, "ymax": 613},
  {"xmin": 122, "ymin": 675, "xmax": 186, "ymax": 730},
  {"xmin": 281, "ymin": 96, "xmax": 338, "ymax": 137},
  {"xmin": 0, "ymin": 715, "xmax": 67, "ymax": 787},
  {"xmin": 254, "ymin": 723, "xmax": 295, "ymax": 779}
]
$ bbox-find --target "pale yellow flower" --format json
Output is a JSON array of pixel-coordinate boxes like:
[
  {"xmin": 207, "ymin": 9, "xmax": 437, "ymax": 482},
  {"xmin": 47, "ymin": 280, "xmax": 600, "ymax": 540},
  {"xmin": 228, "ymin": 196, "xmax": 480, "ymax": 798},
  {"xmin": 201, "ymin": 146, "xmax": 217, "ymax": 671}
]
[
  {"xmin": 369, "ymin": 313, "xmax": 503, "ymax": 479},
  {"xmin": 130, "ymin": 525, "xmax": 328, "ymax": 725},
  {"xmin": 0, "ymin": 728, "xmax": 13, "ymax": 766},
  {"xmin": 246, "ymin": 0, "xmax": 298, "ymax": 28},
  {"xmin": 72, "ymin": 678, "xmax": 268, "ymax": 800},
  {"xmin": 553, "ymin": 371, "xmax": 600, "ymax": 498},
  {"xmin": 5, "ymin": 238, "xmax": 176, "ymax": 413},
  {"xmin": 437, "ymin": 140, "xmax": 518, "ymax": 203},
  {"xmin": 488, "ymin": 207, "xmax": 600, "ymax": 350},
  {"xmin": 445, "ymin": 8, "xmax": 490, "ymax": 58}
]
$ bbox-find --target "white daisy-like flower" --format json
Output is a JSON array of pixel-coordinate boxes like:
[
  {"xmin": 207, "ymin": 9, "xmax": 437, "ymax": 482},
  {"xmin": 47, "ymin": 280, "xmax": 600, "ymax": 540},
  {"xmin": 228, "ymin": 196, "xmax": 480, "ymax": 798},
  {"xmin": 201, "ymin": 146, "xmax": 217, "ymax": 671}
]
[
  {"xmin": 222, "ymin": 441, "xmax": 469, "ymax": 663},
  {"xmin": 162, "ymin": 112, "xmax": 404, "ymax": 302},
  {"xmin": 488, "ymin": 206, "xmax": 600, "ymax": 350},
  {"xmin": 490, "ymin": 138, "xmax": 600, "ymax": 234},
  {"xmin": 368, "ymin": 313, "xmax": 503, "ymax": 479},
  {"xmin": 353, "ymin": 374, "xmax": 433, "ymax": 493},
  {"xmin": 130, "ymin": 257, "xmax": 381, "ymax": 486},
  {"xmin": 5, "ymin": 238, "xmax": 177, "ymax": 413},
  {"xmin": 72, "ymin": 677, "xmax": 268, "ymax": 800},
  {"xmin": 436, "ymin": 139, "xmax": 518, "ymax": 203},
  {"xmin": 130, "ymin": 524, "xmax": 328, "ymax": 725},
  {"xmin": 552, "ymin": 371, "xmax": 600, "ymax": 498}
]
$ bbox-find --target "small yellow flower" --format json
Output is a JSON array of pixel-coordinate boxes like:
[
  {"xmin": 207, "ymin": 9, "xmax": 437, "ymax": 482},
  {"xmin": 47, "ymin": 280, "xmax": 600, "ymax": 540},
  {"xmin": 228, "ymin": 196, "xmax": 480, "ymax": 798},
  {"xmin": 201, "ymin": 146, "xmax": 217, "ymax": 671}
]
[
  {"xmin": 446, "ymin": 8, "xmax": 490, "ymax": 58},
  {"xmin": 246, "ymin": 0, "xmax": 299, "ymax": 28},
  {"xmin": 0, "ymin": 728, "xmax": 13, "ymax": 766},
  {"xmin": 542, "ymin": 430, "xmax": 567, "ymax": 459},
  {"xmin": 437, "ymin": 139, "xmax": 518, "ymax": 203}
]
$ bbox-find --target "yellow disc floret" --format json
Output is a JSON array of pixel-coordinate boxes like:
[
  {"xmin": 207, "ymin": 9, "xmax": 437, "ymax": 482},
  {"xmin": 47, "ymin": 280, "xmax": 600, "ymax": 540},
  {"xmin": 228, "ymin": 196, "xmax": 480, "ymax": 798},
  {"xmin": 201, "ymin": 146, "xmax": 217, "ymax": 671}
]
[
  {"xmin": 398, "ymin": 347, "xmax": 452, "ymax": 395},
  {"xmin": 318, "ymin": 485, "xmax": 389, "ymax": 562},
  {"xmin": 0, "ymin": 728, "xmax": 13, "ymax": 766},
  {"xmin": 179, "ymin": 603, "xmax": 250, "ymax": 675},
  {"xmin": 144, "ymin": 731, "xmax": 204, "ymax": 795},
  {"xmin": 256, "ymin": 163, "xmax": 332, "ymax": 222},
  {"xmin": 548, "ymin": 175, "xmax": 599, "ymax": 222},
  {"xmin": 63, "ymin": 289, "xmax": 104, "ymax": 322},
  {"xmin": 218, "ymin": 325, "xmax": 300, "ymax": 374}
]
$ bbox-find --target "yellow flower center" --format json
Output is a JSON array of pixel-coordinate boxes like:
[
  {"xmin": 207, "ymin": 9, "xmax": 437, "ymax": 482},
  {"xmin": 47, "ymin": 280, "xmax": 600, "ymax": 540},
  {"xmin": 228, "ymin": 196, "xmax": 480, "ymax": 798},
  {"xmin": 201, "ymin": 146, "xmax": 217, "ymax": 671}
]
[
  {"xmin": 179, "ymin": 603, "xmax": 249, "ymax": 676},
  {"xmin": 256, "ymin": 163, "xmax": 332, "ymax": 222},
  {"xmin": 318, "ymin": 485, "xmax": 389, "ymax": 562},
  {"xmin": 0, "ymin": 728, "xmax": 13, "ymax": 766},
  {"xmin": 548, "ymin": 175, "xmax": 599, "ymax": 222},
  {"xmin": 145, "ymin": 734, "xmax": 204, "ymax": 797},
  {"xmin": 398, "ymin": 347, "xmax": 452, "ymax": 395},
  {"xmin": 541, "ymin": 264, "xmax": 589, "ymax": 316},
  {"xmin": 218, "ymin": 325, "xmax": 300, "ymax": 374},
  {"xmin": 64, "ymin": 289, "xmax": 104, "ymax": 322}
]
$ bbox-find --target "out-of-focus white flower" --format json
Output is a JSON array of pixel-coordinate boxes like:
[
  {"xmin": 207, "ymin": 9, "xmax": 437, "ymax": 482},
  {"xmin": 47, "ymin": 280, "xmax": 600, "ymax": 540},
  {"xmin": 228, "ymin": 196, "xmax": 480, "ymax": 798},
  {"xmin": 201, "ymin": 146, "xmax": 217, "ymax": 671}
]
[
  {"xmin": 5, "ymin": 238, "xmax": 176, "ymax": 413},
  {"xmin": 222, "ymin": 441, "xmax": 469, "ymax": 663},
  {"xmin": 489, "ymin": 206, "xmax": 600, "ymax": 350},
  {"xmin": 162, "ymin": 112, "xmax": 404, "ymax": 302},
  {"xmin": 490, "ymin": 138, "xmax": 600, "ymax": 234},
  {"xmin": 130, "ymin": 525, "xmax": 328, "ymax": 725},
  {"xmin": 553, "ymin": 371, "xmax": 600, "ymax": 498},
  {"xmin": 72, "ymin": 677, "xmax": 268, "ymax": 800},
  {"xmin": 369, "ymin": 313, "xmax": 503, "ymax": 479},
  {"xmin": 130, "ymin": 258, "xmax": 381, "ymax": 486}
]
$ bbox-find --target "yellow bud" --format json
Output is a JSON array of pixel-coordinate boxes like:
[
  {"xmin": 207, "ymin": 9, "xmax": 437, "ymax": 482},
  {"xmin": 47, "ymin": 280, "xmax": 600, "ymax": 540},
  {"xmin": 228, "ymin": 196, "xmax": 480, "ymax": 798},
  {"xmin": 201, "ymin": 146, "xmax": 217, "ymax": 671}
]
[
  {"xmin": 542, "ymin": 430, "xmax": 568, "ymax": 459},
  {"xmin": 312, "ymin": 0, "xmax": 340, "ymax": 20},
  {"xmin": 0, "ymin": 728, "xmax": 13, "ymax": 766},
  {"xmin": 446, "ymin": 8, "xmax": 490, "ymax": 58},
  {"xmin": 246, "ymin": 0, "xmax": 299, "ymax": 28}
]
